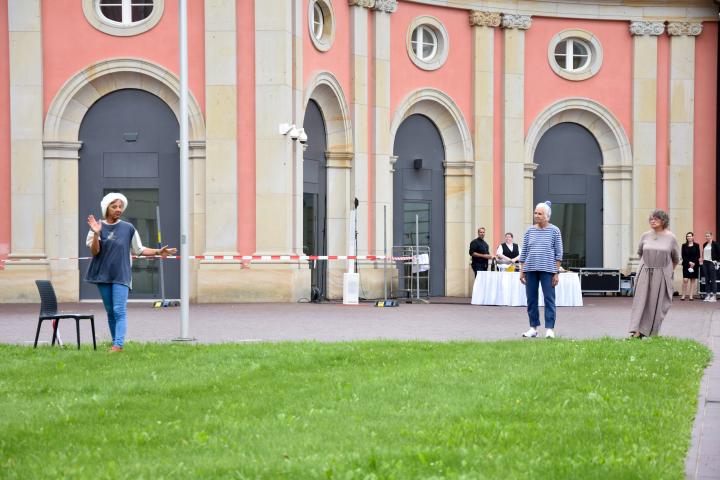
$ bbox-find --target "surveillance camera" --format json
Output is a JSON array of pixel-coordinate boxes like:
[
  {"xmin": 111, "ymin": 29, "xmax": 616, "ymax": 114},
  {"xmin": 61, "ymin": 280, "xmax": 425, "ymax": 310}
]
[
  {"xmin": 288, "ymin": 127, "xmax": 300, "ymax": 141},
  {"xmin": 298, "ymin": 128, "xmax": 308, "ymax": 144}
]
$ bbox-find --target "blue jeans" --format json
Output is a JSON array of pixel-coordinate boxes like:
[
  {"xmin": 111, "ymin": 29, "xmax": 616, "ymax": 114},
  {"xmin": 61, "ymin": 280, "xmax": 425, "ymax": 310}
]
[
  {"xmin": 96, "ymin": 283, "xmax": 129, "ymax": 347},
  {"xmin": 525, "ymin": 271, "xmax": 556, "ymax": 329}
]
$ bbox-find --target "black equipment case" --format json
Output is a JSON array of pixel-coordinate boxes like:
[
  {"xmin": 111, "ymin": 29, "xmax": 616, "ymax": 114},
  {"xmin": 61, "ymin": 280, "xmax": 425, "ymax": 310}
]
[{"xmin": 576, "ymin": 268, "xmax": 621, "ymax": 294}]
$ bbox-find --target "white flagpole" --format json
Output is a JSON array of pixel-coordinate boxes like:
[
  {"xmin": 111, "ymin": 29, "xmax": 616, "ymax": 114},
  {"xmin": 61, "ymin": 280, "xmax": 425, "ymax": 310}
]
[{"xmin": 178, "ymin": 0, "xmax": 191, "ymax": 340}]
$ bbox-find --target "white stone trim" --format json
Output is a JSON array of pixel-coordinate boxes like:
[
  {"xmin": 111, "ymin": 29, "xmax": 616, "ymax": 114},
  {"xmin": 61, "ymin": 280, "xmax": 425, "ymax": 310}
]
[
  {"xmin": 305, "ymin": 72, "xmax": 354, "ymax": 299},
  {"xmin": 525, "ymin": 97, "xmax": 633, "ymax": 270},
  {"xmin": 391, "ymin": 89, "xmax": 473, "ymax": 169},
  {"xmin": 400, "ymin": 1, "xmax": 718, "ymax": 22},
  {"xmin": 42, "ymin": 58, "xmax": 206, "ymax": 300},
  {"xmin": 406, "ymin": 16, "xmax": 450, "ymax": 71},
  {"xmin": 547, "ymin": 29, "xmax": 603, "ymax": 82},
  {"xmin": 525, "ymin": 98, "xmax": 631, "ymax": 169},
  {"xmin": 82, "ymin": 0, "xmax": 165, "ymax": 37},
  {"xmin": 308, "ymin": 0, "xmax": 336, "ymax": 52},
  {"xmin": 390, "ymin": 88, "xmax": 474, "ymax": 295},
  {"xmin": 304, "ymin": 71, "xmax": 353, "ymax": 153},
  {"xmin": 44, "ymin": 58, "xmax": 205, "ymax": 142}
]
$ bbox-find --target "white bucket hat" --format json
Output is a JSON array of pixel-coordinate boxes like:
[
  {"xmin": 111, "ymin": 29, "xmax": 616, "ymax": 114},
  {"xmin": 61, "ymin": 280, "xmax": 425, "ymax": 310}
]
[{"xmin": 100, "ymin": 192, "xmax": 128, "ymax": 218}]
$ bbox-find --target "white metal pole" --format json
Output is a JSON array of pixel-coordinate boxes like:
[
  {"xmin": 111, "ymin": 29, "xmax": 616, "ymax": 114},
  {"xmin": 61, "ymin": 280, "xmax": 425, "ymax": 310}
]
[
  {"xmin": 416, "ymin": 214, "xmax": 420, "ymax": 300},
  {"xmin": 178, "ymin": 0, "xmax": 190, "ymax": 339},
  {"xmin": 383, "ymin": 205, "xmax": 387, "ymax": 301}
]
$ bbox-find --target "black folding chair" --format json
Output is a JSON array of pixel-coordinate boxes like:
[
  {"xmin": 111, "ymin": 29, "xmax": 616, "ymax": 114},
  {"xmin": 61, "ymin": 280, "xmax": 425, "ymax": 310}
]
[{"xmin": 34, "ymin": 280, "xmax": 96, "ymax": 350}]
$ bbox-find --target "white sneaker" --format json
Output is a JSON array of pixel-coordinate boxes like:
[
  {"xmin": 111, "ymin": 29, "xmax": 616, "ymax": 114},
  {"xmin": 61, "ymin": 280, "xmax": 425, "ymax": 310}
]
[
  {"xmin": 522, "ymin": 328, "xmax": 538, "ymax": 338},
  {"xmin": 545, "ymin": 329, "xmax": 555, "ymax": 339},
  {"xmin": 710, "ymin": 296, "xmax": 717, "ymax": 303},
  {"xmin": 703, "ymin": 296, "xmax": 711, "ymax": 302}
]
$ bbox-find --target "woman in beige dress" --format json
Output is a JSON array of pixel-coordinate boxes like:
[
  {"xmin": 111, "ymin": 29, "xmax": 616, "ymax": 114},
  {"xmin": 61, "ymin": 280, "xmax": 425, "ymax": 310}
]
[{"xmin": 629, "ymin": 210, "xmax": 680, "ymax": 338}]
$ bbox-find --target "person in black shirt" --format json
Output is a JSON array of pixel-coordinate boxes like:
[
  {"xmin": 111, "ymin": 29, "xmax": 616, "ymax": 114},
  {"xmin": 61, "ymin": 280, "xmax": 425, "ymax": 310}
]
[
  {"xmin": 680, "ymin": 231, "xmax": 700, "ymax": 300},
  {"xmin": 469, "ymin": 227, "xmax": 493, "ymax": 277},
  {"xmin": 702, "ymin": 231, "xmax": 720, "ymax": 302}
]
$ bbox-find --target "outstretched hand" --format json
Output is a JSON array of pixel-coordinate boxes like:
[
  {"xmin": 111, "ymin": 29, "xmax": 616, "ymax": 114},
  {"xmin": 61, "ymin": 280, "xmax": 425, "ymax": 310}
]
[
  {"xmin": 158, "ymin": 245, "xmax": 178, "ymax": 258},
  {"xmin": 87, "ymin": 215, "xmax": 102, "ymax": 234}
]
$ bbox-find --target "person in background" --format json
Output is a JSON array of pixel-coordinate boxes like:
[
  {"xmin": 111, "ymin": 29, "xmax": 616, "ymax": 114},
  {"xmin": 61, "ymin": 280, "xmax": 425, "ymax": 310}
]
[
  {"xmin": 701, "ymin": 231, "xmax": 719, "ymax": 302},
  {"xmin": 680, "ymin": 232, "xmax": 700, "ymax": 301},
  {"xmin": 496, "ymin": 232, "xmax": 521, "ymax": 269},
  {"xmin": 469, "ymin": 227, "xmax": 493, "ymax": 277},
  {"xmin": 519, "ymin": 202, "xmax": 563, "ymax": 339},
  {"xmin": 628, "ymin": 210, "xmax": 679, "ymax": 338},
  {"xmin": 85, "ymin": 192, "xmax": 177, "ymax": 351}
]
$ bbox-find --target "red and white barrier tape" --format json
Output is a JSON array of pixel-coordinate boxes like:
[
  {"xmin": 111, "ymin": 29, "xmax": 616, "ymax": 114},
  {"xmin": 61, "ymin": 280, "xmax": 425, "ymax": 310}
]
[{"xmin": 0, "ymin": 254, "xmax": 414, "ymax": 264}]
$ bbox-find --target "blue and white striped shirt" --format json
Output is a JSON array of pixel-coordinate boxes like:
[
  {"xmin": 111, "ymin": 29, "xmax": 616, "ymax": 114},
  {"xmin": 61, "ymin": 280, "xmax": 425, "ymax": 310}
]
[{"xmin": 519, "ymin": 224, "xmax": 563, "ymax": 273}]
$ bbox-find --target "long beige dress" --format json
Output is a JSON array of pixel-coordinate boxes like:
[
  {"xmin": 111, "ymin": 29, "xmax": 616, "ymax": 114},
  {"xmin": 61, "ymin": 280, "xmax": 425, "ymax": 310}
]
[{"xmin": 629, "ymin": 231, "xmax": 680, "ymax": 336}]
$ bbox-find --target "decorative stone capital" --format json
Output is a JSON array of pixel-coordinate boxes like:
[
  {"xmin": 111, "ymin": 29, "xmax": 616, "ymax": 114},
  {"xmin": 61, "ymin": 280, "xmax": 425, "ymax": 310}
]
[
  {"xmin": 326, "ymin": 151, "xmax": 353, "ymax": 169},
  {"xmin": 629, "ymin": 21, "xmax": 665, "ymax": 36},
  {"xmin": 348, "ymin": 0, "xmax": 374, "ymax": 8},
  {"xmin": 524, "ymin": 163, "xmax": 538, "ymax": 180},
  {"xmin": 501, "ymin": 14, "xmax": 531, "ymax": 30},
  {"xmin": 42, "ymin": 141, "xmax": 83, "ymax": 161},
  {"xmin": 373, "ymin": 0, "xmax": 396, "ymax": 13},
  {"xmin": 667, "ymin": 22, "xmax": 703, "ymax": 36},
  {"xmin": 188, "ymin": 140, "xmax": 206, "ymax": 160},
  {"xmin": 600, "ymin": 164, "xmax": 632, "ymax": 181},
  {"xmin": 469, "ymin": 10, "xmax": 501, "ymax": 28},
  {"xmin": 389, "ymin": 155, "xmax": 398, "ymax": 173},
  {"xmin": 443, "ymin": 161, "xmax": 474, "ymax": 177}
]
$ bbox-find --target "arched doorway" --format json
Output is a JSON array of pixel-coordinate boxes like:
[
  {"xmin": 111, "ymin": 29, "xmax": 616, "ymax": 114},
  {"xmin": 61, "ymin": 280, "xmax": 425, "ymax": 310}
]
[
  {"xmin": 302, "ymin": 100, "xmax": 328, "ymax": 298},
  {"xmin": 533, "ymin": 122, "xmax": 603, "ymax": 268},
  {"xmin": 393, "ymin": 114, "xmax": 446, "ymax": 296},
  {"xmin": 78, "ymin": 89, "xmax": 180, "ymax": 300}
]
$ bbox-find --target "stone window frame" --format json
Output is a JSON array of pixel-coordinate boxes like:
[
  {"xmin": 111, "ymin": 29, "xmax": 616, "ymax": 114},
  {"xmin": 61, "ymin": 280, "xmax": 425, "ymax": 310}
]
[
  {"xmin": 308, "ymin": 0, "xmax": 335, "ymax": 52},
  {"xmin": 82, "ymin": 0, "xmax": 164, "ymax": 37},
  {"xmin": 406, "ymin": 16, "xmax": 449, "ymax": 71},
  {"xmin": 547, "ymin": 29, "xmax": 603, "ymax": 81}
]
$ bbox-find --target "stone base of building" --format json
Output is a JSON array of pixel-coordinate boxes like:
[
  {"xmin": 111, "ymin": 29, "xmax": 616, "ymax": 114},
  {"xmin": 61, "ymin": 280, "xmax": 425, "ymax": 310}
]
[
  {"xmin": 196, "ymin": 261, "xmax": 311, "ymax": 303},
  {"xmin": 0, "ymin": 262, "xmax": 53, "ymax": 302}
]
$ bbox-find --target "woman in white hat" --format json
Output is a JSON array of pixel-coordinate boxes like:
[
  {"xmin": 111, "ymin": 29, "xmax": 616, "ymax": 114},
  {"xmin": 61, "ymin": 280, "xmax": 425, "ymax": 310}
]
[{"xmin": 85, "ymin": 193, "xmax": 176, "ymax": 351}]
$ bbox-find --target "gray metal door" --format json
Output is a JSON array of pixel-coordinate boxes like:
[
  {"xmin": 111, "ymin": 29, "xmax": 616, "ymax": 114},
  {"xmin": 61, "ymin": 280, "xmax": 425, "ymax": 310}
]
[
  {"xmin": 302, "ymin": 100, "xmax": 328, "ymax": 298},
  {"xmin": 393, "ymin": 114, "xmax": 445, "ymax": 296},
  {"xmin": 533, "ymin": 122, "xmax": 603, "ymax": 268},
  {"xmin": 78, "ymin": 89, "xmax": 180, "ymax": 299}
]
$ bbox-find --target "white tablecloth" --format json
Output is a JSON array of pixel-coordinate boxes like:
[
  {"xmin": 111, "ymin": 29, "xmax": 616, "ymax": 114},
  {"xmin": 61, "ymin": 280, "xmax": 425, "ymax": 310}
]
[{"xmin": 471, "ymin": 271, "xmax": 583, "ymax": 307}]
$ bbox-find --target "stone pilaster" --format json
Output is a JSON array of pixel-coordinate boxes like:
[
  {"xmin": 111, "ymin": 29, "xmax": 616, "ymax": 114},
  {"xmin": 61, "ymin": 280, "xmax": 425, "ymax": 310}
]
[
  {"xmin": 253, "ymin": 0, "xmax": 295, "ymax": 255},
  {"xmin": 349, "ymin": 0, "xmax": 371, "ymax": 257},
  {"xmin": 189, "ymin": 140, "xmax": 206, "ymax": 301},
  {"xmin": 630, "ymin": 21, "xmax": 664, "ymax": 255},
  {"xmin": 2, "ymin": 0, "xmax": 48, "ymax": 302},
  {"xmin": 601, "ymin": 165, "xmax": 633, "ymax": 272},
  {"xmin": 445, "ymin": 161, "xmax": 474, "ymax": 296},
  {"xmin": 43, "ymin": 141, "xmax": 82, "ymax": 300},
  {"xmin": 523, "ymin": 162, "xmax": 538, "ymax": 221},
  {"xmin": 501, "ymin": 14, "xmax": 531, "ymax": 231},
  {"xmin": 8, "ymin": 0, "xmax": 44, "ymax": 261},
  {"xmin": 470, "ymin": 11, "xmax": 500, "ymax": 247},
  {"xmin": 204, "ymin": 0, "xmax": 238, "ymax": 255},
  {"xmin": 372, "ymin": 1, "xmax": 395, "ymax": 264},
  {"xmin": 326, "ymin": 151, "xmax": 353, "ymax": 299},
  {"xmin": 667, "ymin": 23, "xmax": 701, "ymax": 239}
]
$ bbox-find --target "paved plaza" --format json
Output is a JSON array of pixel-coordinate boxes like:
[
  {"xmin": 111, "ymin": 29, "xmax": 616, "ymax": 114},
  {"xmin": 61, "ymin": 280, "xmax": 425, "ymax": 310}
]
[{"xmin": 1, "ymin": 296, "xmax": 718, "ymax": 479}]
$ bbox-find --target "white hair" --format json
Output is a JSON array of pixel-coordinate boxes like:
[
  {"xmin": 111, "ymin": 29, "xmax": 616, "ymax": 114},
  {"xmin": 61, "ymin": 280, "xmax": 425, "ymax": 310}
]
[{"xmin": 535, "ymin": 202, "xmax": 551, "ymax": 219}]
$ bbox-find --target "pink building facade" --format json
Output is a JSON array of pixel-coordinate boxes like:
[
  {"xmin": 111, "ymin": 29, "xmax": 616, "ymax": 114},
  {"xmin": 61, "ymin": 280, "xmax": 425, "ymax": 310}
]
[{"xmin": 0, "ymin": 0, "xmax": 717, "ymax": 302}]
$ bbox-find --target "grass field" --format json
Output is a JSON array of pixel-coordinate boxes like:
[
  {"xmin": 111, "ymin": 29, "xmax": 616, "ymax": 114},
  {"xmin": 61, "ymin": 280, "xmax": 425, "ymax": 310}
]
[{"xmin": 0, "ymin": 338, "xmax": 710, "ymax": 479}]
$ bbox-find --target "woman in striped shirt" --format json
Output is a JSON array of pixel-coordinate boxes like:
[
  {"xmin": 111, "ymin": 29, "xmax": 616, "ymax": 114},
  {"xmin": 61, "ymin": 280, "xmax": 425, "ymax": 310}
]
[{"xmin": 519, "ymin": 202, "xmax": 564, "ymax": 339}]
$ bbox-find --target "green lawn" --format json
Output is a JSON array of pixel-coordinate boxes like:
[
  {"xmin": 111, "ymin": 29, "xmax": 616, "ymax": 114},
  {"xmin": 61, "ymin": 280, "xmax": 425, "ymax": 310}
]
[{"xmin": 0, "ymin": 339, "xmax": 710, "ymax": 479}]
